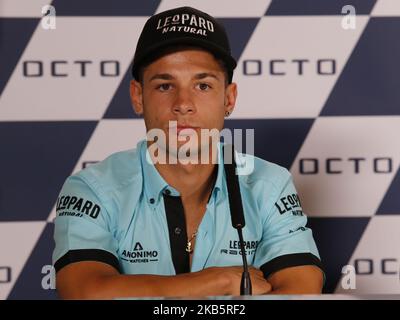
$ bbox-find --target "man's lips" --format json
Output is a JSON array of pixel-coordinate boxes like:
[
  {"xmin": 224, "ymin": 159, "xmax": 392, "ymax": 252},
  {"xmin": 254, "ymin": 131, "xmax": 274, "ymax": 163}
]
[
  {"xmin": 177, "ymin": 124, "xmax": 197, "ymax": 129},
  {"xmin": 169, "ymin": 125, "xmax": 199, "ymax": 134}
]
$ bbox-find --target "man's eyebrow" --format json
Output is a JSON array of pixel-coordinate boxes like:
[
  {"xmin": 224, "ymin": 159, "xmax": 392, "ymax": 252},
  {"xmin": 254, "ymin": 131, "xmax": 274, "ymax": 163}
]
[
  {"xmin": 194, "ymin": 72, "xmax": 219, "ymax": 80},
  {"xmin": 148, "ymin": 72, "xmax": 220, "ymax": 82},
  {"xmin": 149, "ymin": 73, "xmax": 175, "ymax": 81}
]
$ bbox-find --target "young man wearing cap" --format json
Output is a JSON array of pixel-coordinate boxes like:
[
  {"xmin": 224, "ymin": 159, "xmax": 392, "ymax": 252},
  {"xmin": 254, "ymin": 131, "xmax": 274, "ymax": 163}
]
[{"xmin": 53, "ymin": 7, "xmax": 324, "ymax": 299}]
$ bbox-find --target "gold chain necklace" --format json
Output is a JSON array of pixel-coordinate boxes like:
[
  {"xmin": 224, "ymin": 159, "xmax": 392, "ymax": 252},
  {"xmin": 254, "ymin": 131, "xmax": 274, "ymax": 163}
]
[{"xmin": 185, "ymin": 230, "xmax": 198, "ymax": 253}]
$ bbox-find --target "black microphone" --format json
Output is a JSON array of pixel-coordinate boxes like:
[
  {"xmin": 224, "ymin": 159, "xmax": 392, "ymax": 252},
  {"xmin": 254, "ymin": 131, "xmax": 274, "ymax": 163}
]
[{"xmin": 223, "ymin": 144, "xmax": 252, "ymax": 295}]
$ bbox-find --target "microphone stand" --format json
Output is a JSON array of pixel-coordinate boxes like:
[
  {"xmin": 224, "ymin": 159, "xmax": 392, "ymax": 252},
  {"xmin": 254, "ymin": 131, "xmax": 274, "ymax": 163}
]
[
  {"xmin": 224, "ymin": 144, "xmax": 252, "ymax": 295},
  {"xmin": 236, "ymin": 225, "xmax": 252, "ymax": 295}
]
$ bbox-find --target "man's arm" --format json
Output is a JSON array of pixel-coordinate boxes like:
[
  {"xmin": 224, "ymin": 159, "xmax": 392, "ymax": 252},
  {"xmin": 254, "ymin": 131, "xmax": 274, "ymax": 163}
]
[
  {"xmin": 266, "ymin": 265, "xmax": 324, "ymax": 294},
  {"xmin": 56, "ymin": 261, "xmax": 272, "ymax": 299}
]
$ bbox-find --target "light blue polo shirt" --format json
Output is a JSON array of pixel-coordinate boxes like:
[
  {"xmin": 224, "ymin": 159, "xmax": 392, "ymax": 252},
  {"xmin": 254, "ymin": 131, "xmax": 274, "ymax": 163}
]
[{"xmin": 53, "ymin": 139, "xmax": 323, "ymax": 279}]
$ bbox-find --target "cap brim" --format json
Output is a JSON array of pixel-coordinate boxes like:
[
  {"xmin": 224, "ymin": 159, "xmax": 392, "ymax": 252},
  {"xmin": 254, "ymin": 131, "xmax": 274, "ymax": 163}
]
[{"xmin": 132, "ymin": 36, "xmax": 237, "ymax": 79}]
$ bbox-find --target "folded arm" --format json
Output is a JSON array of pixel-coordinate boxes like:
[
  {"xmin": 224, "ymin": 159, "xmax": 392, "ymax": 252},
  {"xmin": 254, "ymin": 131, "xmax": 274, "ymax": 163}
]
[
  {"xmin": 266, "ymin": 265, "xmax": 324, "ymax": 294},
  {"xmin": 56, "ymin": 262, "xmax": 272, "ymax": 299}
]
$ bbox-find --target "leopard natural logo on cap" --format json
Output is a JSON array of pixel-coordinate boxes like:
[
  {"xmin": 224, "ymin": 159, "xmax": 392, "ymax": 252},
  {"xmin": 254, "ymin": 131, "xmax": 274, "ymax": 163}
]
[{"xmin": 156, "ymin": 13, "xmax": 214, "ymax": 36}]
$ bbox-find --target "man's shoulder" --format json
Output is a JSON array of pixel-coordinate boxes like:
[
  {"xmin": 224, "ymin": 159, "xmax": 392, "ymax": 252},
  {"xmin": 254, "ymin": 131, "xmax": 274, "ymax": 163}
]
[
  {"xmin": 71, "ymin": 147, "xmax": 143, "ymax": 193},
  {"xmin": 237, "ymin": 153, "xmax": 292, "ymax": 191}
]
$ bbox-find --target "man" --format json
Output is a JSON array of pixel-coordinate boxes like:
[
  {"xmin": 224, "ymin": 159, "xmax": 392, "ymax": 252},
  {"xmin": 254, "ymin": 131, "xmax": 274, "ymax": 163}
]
[{"xmin": 53, "ymin": 6, "xmax": 324, "ymax": 299}]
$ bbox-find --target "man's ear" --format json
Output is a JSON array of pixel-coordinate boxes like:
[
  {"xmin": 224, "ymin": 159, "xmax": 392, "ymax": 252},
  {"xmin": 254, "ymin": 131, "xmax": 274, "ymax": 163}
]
[
  {"xmin": 130, "ymin": 79, "xmax": 144, "ymax": 115},
  {"xmin": 224, "ymin": 82, "xmax": 237, "ymax": 115}
]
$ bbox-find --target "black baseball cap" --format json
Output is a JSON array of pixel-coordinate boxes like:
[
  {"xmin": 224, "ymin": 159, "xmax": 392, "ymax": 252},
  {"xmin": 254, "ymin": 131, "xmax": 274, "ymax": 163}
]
[{"xmin": 131, "ymin": 6, "xmax": 237, "ymax": 83}]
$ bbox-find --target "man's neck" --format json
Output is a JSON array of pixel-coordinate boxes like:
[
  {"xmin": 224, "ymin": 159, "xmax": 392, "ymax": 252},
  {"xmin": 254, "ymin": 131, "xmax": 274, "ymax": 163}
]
[{"xmin": 155, "ymin": 161, "xmax": 217, "ymax": 204}]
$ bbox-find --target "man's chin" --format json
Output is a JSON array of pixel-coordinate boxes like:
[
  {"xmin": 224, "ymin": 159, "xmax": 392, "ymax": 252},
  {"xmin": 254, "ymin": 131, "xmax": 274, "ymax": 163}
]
[{"xmin": 150, "ymin": 134, "xmax": 219, "ymax": 164}]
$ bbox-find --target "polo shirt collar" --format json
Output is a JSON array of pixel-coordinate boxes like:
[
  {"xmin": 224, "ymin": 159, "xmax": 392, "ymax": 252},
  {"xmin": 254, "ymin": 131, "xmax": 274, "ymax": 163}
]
[
  {"xmin": 139, "ymin": 140, "xmax": 225, "ymax": 205},
  {"xmin": 140, "ymin": 140, "xmax": 171, "ymax": 205}
]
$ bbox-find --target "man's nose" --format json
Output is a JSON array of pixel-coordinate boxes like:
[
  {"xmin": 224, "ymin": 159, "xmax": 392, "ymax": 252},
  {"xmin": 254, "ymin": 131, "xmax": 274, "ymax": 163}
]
[{"xmin": 172, "ymin": 88, "xmax": 195, "ymax": 115}]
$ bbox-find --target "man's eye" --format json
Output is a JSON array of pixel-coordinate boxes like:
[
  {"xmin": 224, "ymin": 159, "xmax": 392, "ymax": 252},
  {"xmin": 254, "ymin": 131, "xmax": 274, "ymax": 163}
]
[
  {"xmin": 197, "ymin": 83, "xmax": 211, "ymax": 91},
  {"xmin": 157, "ymin": 83, "xmax": 171, "ymax": 91}
]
